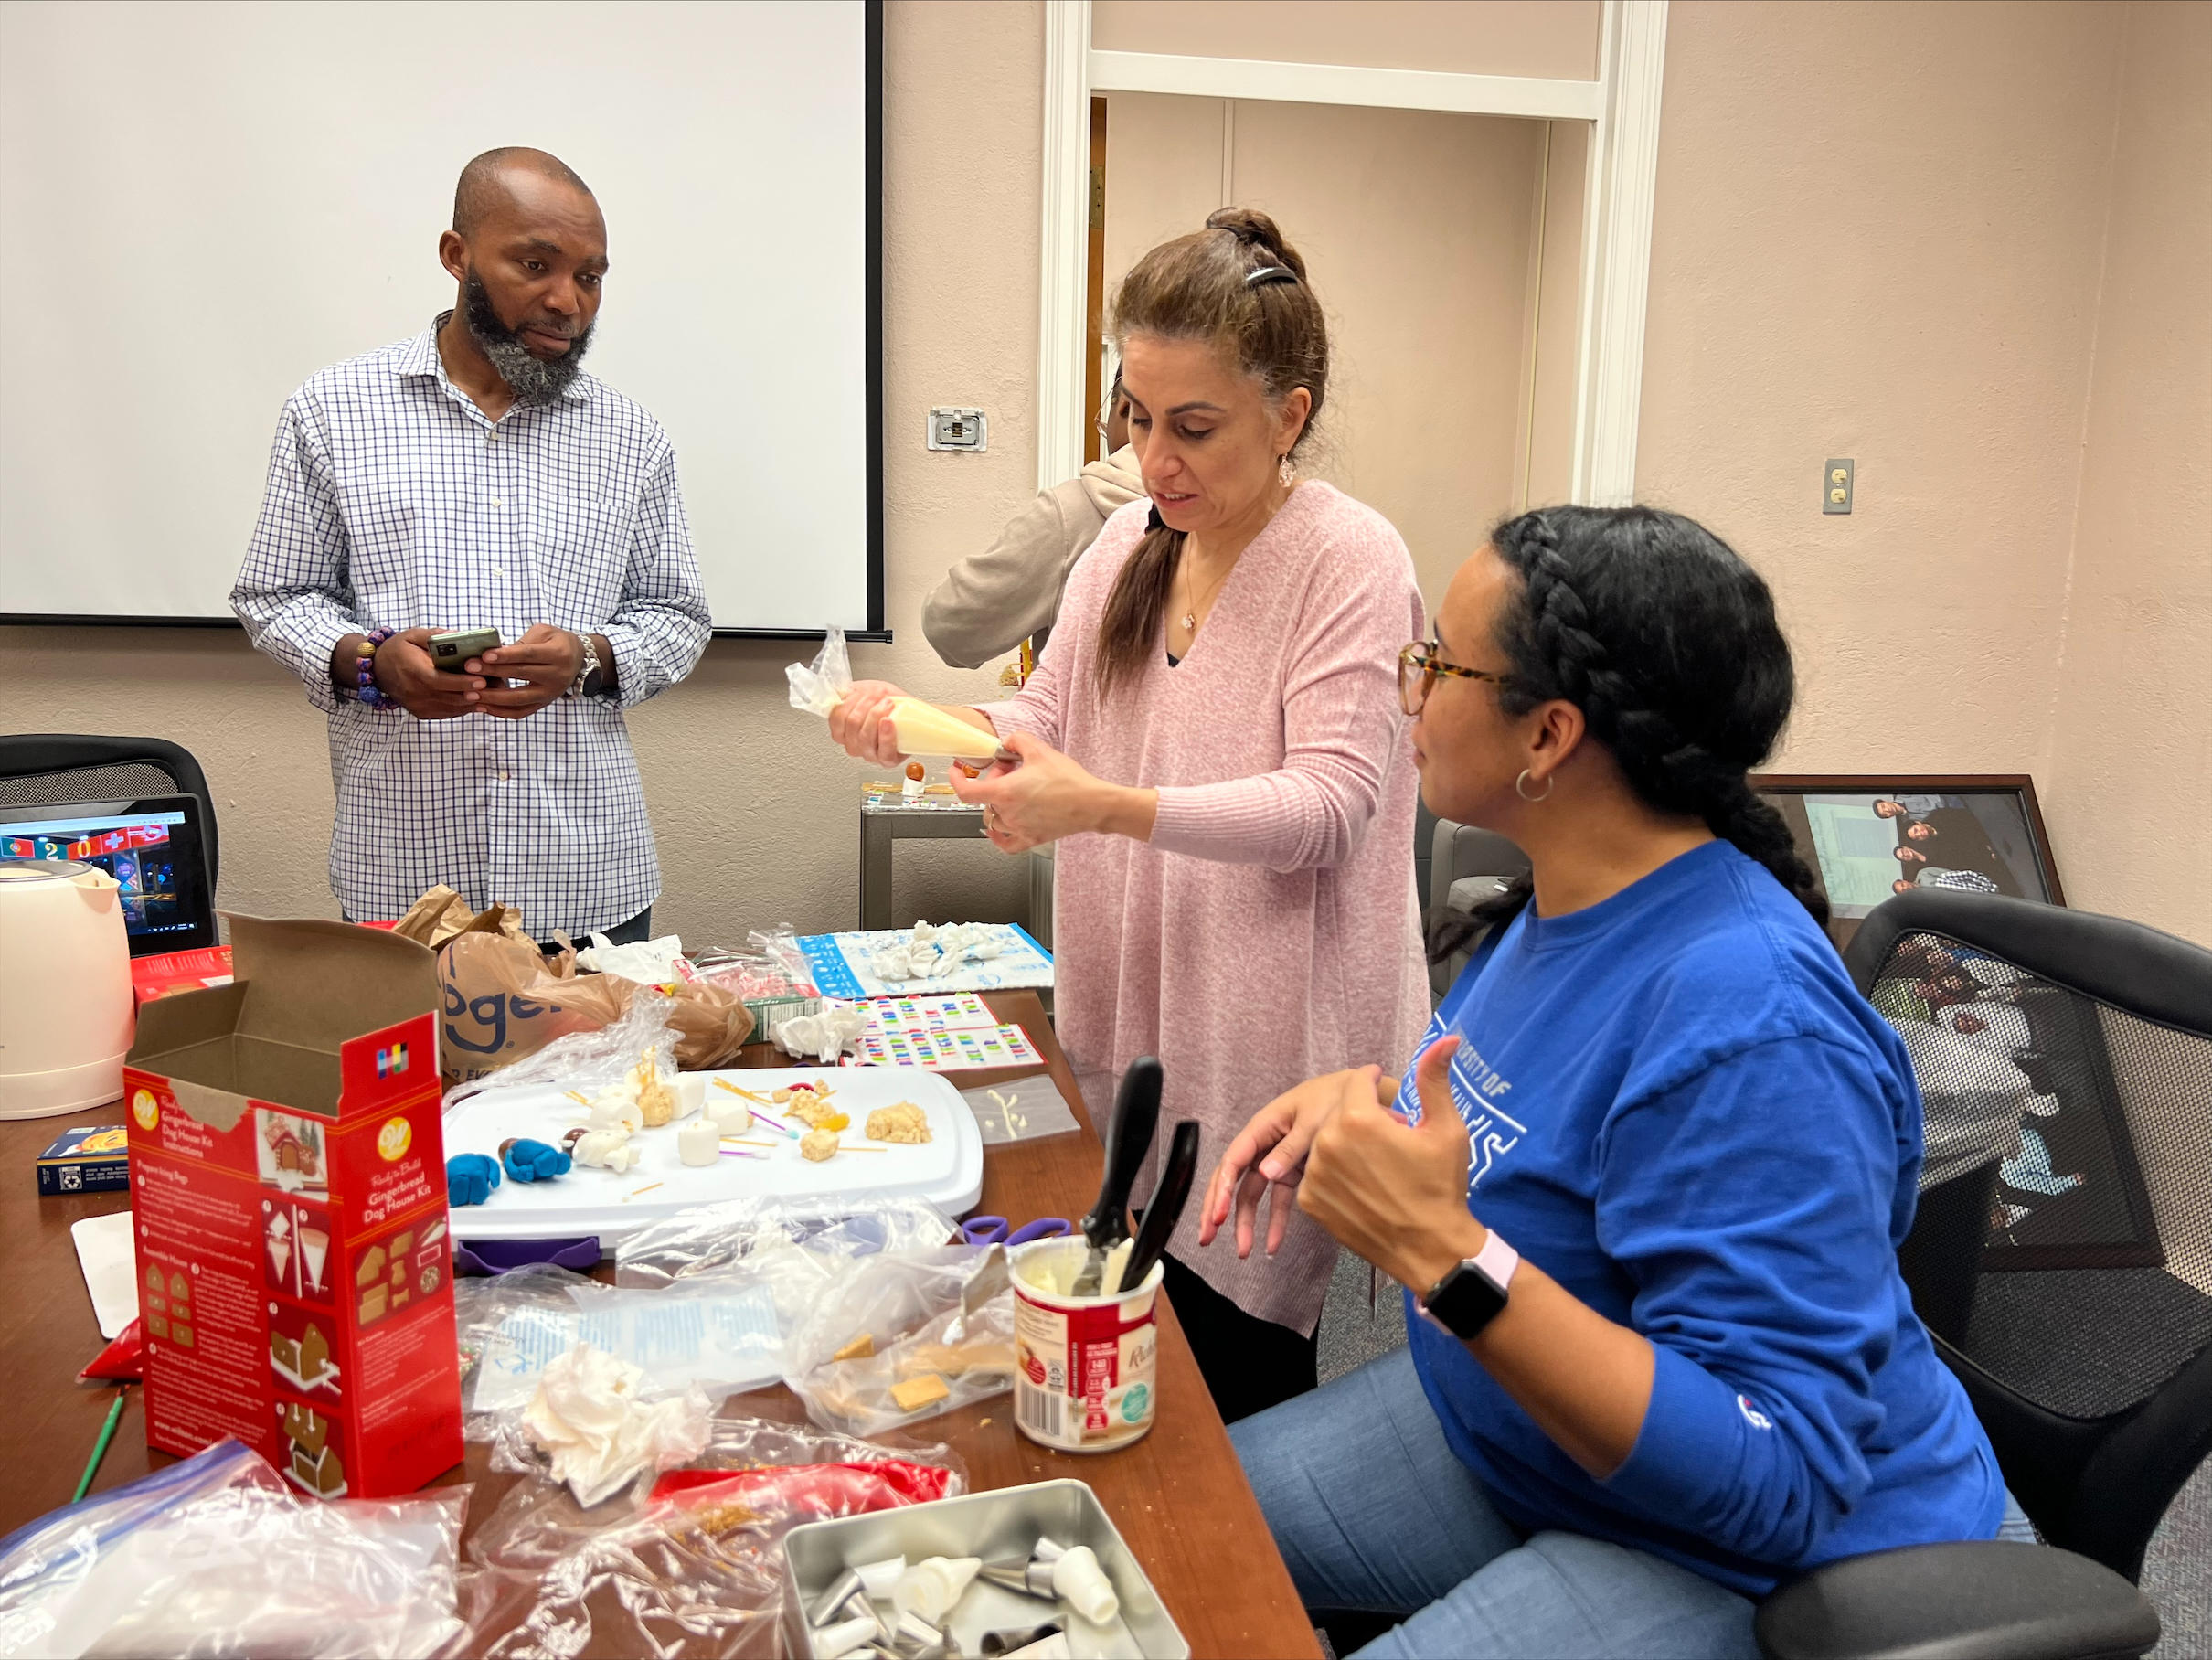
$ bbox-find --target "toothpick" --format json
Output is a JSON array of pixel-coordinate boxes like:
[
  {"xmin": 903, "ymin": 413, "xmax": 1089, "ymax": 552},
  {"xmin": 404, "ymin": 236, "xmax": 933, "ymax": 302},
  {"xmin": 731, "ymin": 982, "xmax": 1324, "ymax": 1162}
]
[
  {"xmin": 721, "ymin": 1137, "xmax": 779, "ymax": 1148},
  {"xmin": 631, "ymin": 1181, "xmax": 664, "ymax": 1197},
  {"xmin": 565, "ymin": 1090, "xmax": 590, "ymax": 1105}
]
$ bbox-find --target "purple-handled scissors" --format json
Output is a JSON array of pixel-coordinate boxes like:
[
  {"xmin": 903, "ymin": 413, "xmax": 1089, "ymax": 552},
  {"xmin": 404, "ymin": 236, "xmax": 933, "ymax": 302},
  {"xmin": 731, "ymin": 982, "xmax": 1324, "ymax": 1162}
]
[{"xmin": 960, "ymin": 1215, "xmax": 1070, "ymax": 1248}]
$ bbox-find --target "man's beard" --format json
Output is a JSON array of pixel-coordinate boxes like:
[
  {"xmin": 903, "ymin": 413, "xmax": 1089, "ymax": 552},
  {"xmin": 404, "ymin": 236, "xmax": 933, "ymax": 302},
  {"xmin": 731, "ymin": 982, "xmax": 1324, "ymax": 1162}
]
[{"xmin": 463, "ymin": 272, "xmax": 594, "ymax": 407}]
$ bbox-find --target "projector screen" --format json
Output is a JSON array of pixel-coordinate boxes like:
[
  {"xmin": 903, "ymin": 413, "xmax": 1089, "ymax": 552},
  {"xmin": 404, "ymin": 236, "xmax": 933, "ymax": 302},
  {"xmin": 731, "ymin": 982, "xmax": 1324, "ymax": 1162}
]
[{"xmin": 0, "ymin": 0, "xmax": 881, "ymax": 635}]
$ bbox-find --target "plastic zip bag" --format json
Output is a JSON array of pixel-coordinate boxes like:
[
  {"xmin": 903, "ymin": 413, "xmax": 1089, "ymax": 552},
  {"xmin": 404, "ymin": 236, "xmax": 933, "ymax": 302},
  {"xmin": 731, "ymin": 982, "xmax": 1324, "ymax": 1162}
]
[
  {"xmin": 614, "ymin": 1195, "xmax": 956, "ymax": 1291},
  {"xmin": 442, "ymin": 985, "xmax": 680, "ymax": 1112},
  {"xmin": 783, "ymin": 1248, "xmax": 1017, "ymax": 1437},
  {"xmin": 0, "ymin": 1439, "xmax": 468, "ymax": 1660},
  {"xmin": 458, "ymin": 1267, "xmax": 787, "ymax": 1417},
  {"xmin": 458, "ymin": 1416, "xmax": 963, "ymax": 1660}
]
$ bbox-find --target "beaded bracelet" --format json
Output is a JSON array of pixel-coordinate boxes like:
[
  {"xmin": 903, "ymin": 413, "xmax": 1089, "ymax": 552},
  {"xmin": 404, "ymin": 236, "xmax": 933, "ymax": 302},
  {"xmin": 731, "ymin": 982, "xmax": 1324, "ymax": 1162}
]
[{"xmin": 355, "ymin": 627, "xmax": 398, "ymax": 708}]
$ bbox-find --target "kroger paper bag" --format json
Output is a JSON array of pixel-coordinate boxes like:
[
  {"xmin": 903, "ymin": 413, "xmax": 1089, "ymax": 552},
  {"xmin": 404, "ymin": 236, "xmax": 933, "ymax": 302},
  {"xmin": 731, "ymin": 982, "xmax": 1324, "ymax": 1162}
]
[{"xmin": 439, "ymin": 934, "xmax": 754, "ymax": 1086}]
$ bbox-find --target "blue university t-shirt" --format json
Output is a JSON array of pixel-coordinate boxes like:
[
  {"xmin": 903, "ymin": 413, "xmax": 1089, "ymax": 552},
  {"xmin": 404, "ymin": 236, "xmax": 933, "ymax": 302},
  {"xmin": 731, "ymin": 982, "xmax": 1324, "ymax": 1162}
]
[{"xmin": 1405, "ymin": 840, "xmax": 2003, "ymax": 1597}]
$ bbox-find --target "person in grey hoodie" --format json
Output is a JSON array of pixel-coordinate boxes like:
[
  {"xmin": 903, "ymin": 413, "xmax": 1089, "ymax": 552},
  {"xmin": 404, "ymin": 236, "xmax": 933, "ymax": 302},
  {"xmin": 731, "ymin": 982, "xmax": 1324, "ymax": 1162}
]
[{"xmin": 922, "ymin": 377, "xmax": 1146, "ymax": 668}]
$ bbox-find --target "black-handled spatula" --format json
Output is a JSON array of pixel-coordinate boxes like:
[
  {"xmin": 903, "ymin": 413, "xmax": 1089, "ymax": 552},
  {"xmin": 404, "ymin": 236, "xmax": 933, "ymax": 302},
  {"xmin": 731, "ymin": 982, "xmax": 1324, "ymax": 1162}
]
[
  {"xmin": 1116, "ymin": 1119, "xmax": 1200, "ymax": 1294},
  {"xmin": 1071, "ymin": 1056, "xmax": 1162, "ymax": 1295}
]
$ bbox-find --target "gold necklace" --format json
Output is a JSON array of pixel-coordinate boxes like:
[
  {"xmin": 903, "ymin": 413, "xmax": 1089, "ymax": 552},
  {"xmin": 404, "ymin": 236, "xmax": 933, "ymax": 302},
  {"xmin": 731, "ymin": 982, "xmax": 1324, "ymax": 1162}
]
[{"xmin": 1177, "ymin": 546, "xmax": 1235, "ymax": 635}]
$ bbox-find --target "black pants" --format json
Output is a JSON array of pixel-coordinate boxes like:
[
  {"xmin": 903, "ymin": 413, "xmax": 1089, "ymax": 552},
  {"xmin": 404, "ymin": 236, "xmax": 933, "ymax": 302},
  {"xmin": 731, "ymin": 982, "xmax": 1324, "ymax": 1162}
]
[
  {"xmin": 1161, "ymin": 1252, "xmax": 1319, "ymax": 1424},
  {"xmin": 342, "ymin": 904, "xmax": 651, "ymax": 950},
  {"xmin": 542, "ymin": 905, "xmax": 653, "ymax": 954}
]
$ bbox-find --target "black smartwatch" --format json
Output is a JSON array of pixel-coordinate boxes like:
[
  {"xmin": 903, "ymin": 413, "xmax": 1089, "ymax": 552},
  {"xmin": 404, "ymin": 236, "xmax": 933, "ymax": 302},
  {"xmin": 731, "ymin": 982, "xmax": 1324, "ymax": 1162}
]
[{"xmin": 1417, "ymin": 1229, "xmax": 1520, "ymax": 1341}]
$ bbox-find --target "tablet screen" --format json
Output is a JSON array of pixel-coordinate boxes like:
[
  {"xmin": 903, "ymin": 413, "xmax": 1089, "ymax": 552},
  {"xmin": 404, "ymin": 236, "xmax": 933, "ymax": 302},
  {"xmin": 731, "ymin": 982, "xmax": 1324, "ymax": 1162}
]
[{"xmin": 0, "ymin": 794, "xmax": 217, "ymax": 955}]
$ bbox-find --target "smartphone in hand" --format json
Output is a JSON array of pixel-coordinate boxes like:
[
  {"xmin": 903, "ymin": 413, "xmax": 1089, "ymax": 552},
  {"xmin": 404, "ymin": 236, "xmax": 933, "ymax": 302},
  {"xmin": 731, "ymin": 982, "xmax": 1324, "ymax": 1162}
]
[{"xmin": 429, "ymin": 627, "xmax": 502, "ymax": 674}]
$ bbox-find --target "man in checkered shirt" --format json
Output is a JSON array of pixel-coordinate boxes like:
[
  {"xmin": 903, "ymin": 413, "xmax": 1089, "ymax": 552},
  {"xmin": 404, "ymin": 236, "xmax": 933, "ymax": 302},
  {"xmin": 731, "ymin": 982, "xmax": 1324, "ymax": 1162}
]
[{"xmin": 232, "ymin": 148, "xmax": 709, "ymax": 944}]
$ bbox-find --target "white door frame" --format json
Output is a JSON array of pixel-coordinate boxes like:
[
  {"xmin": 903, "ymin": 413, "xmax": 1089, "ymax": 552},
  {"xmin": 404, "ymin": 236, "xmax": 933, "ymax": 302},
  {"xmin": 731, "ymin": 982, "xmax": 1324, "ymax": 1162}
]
[{"xmin": 1036, "ymin": 0, "xmax": 1667, "ymax": 507}]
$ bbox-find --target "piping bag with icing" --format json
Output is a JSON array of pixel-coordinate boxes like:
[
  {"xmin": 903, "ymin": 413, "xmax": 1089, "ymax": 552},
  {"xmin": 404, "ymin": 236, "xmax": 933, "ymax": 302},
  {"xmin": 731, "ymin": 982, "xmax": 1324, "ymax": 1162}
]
[{"xmin": 789, "ymin": 626, "xmax": 1011, "ymax": 761}]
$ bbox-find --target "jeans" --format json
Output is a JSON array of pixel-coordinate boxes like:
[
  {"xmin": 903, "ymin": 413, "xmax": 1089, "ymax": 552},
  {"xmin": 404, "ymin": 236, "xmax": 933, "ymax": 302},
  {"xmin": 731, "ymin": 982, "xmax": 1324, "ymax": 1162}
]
[{"xmin": 1229, "ymin": 1346, "xmax": 2033, "ymax": 1660}]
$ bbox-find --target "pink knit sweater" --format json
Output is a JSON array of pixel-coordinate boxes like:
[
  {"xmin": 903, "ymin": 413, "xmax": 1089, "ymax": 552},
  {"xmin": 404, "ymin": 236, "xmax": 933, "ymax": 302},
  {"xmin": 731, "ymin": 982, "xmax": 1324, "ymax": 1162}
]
[{"xmin": 986, "ymin": 483, "xmax": 1430, "ymax": 1335}]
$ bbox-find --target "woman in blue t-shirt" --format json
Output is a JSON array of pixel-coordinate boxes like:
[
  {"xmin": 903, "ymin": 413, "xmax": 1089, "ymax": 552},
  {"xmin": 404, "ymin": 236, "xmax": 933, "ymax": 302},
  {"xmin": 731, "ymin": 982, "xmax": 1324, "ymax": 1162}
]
[{"xmin": 1199, "ymin": 505, "xmax": 2026, "ymax": 1658}]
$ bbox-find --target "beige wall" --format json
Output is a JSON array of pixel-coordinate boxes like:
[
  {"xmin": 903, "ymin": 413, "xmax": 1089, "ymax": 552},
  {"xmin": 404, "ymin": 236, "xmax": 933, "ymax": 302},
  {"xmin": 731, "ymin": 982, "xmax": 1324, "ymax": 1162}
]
[
  {"xmin": 1636, "ymin": 0, "xmax": 2208, "ymax": 945},
  {"xmin": 0, "ymin": 0, "xmax": 1050, "ymax": 946},
  {"xmin": 1103, "ymin": 92, "xmax": 1557, "ymax": 608},
  {"xmin": 5, "ymin": 0, "xmax": 2205, "ymax": 951},
  {"xmin": 2044, "ymin": 0, "xmax": 2212, "ymax": 946},
  {"xmin": 1092, "ymin": 0, "xmax": 1601, "ymax": 80}
]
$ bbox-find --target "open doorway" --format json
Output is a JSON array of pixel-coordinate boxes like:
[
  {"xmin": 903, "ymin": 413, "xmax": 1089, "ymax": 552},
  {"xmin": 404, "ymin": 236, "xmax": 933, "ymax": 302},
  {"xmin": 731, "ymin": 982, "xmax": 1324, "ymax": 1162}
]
[{"xmin": 1083, "ymin": 93, "xmax": 1586, "ymax": 613}]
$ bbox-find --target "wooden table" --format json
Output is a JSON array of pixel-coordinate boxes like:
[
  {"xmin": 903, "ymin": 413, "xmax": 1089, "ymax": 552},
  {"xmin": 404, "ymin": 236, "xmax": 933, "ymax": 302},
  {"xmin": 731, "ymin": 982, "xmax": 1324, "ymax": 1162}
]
[{"xmin": 0, "ymin": 992, "xmax": 1319, "ymax": 1659}]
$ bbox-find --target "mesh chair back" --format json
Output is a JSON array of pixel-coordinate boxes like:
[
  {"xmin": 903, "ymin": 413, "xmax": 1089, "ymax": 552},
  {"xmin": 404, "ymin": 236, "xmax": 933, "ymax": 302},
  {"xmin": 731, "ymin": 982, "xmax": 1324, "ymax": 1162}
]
[
  {"xmin": 0, "ymin": 761, "xmax": 186, "ymax": 807},
  {"xmin": 1850, "ymin": 889, "xmax": 2212, "ymax": 1580}
]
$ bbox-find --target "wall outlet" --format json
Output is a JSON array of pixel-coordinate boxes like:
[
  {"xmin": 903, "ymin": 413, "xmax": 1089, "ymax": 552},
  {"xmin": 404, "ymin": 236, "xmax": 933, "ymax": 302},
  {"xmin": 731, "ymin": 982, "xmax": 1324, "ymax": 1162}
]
[
  {"xmin": 1824, "ymin": 458, "xmax": 1854, "ymax": 514},
  {"xmin": 928, "ymin": 408, "xmax": 988, "ymax": 452}
]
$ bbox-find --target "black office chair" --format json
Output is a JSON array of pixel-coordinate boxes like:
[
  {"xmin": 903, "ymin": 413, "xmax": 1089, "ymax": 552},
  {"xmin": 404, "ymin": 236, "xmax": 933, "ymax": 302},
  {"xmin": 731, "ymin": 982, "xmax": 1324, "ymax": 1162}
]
[
  {"xmin": 0, "ymin": 733, "xmax": 220, "ymax": 892},
  {"xmin": 1757, "ymin": 888, "xmax": 2208, "ymax": 1660}
]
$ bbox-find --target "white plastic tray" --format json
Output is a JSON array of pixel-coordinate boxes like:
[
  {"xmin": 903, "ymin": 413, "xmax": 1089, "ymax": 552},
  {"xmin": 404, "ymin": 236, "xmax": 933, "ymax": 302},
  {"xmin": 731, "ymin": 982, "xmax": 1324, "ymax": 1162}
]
[{"xmin": 441, "ymin": 1066, "xmax": 982, "ymax": 1248}]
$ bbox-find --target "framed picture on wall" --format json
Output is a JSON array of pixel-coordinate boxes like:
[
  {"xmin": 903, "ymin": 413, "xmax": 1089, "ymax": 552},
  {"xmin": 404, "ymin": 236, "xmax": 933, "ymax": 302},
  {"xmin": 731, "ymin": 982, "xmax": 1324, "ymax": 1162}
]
[{"xmin": 1751, "ymin": 774, "xmax": 2067, "ymax": 954}]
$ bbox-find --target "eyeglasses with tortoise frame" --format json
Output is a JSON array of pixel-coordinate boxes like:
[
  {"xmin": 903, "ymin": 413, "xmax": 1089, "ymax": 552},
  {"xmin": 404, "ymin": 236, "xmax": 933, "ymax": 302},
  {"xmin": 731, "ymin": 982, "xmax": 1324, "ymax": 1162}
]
[{"xmin": 1397, "ymin": 641, "xmax": 1516, "ymax": 716}]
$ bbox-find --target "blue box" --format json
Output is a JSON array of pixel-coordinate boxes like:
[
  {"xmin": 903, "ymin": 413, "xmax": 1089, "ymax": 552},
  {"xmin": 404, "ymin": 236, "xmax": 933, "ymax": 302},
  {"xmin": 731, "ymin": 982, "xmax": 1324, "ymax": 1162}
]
[{"xmin": 37, "ymin": 1125, "xmax": 130, "ymax": 1196}]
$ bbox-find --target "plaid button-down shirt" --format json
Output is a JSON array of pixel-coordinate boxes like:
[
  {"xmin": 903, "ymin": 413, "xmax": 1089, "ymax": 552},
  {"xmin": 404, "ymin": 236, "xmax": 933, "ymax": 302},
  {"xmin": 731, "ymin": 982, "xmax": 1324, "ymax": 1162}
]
[{"xmin": 232, "ymin": 315, "xmax": 710, "ymax": 938}]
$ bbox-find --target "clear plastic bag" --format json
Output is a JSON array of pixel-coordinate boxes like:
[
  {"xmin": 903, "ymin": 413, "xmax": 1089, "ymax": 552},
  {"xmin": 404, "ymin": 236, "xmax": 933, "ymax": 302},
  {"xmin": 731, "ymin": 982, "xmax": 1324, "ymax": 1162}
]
[
  {"xmin": 786, "ymin": 627, "xmax": 854, "ymax": 718},
  {"xmin": 614, "ymin": 1195, "xmax": 956, "ymax": 1292},
  {"xmin": 443, "ymin": 987, "xmax": 679, "ymax": 1112},
  {"xmin": 456, "ymin": 1265, "xmax": 787, "ymax": 1421},
  {"xmin": 0, "ymin": 1438, "xmax": 468, "ymax": 1659},
  {"xmin": 783, "ymin": 1248, "xmax": 1016, "ymax": 1437},
  {"xmin": 961, "ymin": 1075, "xmax": 1083, "ymax": 1144},
  {"xmin": 457, "ymin": 1416, "xmax": 962, "ymax": 1660}
]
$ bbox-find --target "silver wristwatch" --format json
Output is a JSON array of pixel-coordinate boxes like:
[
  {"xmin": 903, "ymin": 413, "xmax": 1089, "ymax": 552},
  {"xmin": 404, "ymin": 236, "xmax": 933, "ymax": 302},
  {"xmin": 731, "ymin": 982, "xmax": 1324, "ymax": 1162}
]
[{"xmin": 566, "ymin": 633, "xmax": 601, "ymax": 700}]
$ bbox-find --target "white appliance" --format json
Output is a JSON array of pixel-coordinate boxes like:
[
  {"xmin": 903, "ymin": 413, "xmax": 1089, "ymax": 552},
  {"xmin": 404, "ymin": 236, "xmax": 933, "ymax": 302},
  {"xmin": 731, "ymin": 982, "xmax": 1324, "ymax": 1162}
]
[{"xmin": 0, "ymin": 858, "xmax": 133, "ymax": 1118}]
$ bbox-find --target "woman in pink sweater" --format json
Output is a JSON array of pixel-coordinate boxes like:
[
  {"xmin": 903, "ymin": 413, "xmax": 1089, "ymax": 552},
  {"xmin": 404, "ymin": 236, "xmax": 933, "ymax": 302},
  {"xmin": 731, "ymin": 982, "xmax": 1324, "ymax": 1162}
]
[{"xmin": 831, "ymin": 209, "xmax": 1429, "ymax": 1419}]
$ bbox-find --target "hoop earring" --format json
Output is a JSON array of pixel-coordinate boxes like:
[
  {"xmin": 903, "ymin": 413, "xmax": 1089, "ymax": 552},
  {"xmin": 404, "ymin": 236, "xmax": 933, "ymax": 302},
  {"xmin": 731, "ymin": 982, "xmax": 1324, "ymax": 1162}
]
[
  {"xmin": 1278, "ymin": 454, "xmax": 1296, "ymax": 489},
  {"xmin": 1515, "ymin": 768, "xmax": 1554, "ymax": 803}
]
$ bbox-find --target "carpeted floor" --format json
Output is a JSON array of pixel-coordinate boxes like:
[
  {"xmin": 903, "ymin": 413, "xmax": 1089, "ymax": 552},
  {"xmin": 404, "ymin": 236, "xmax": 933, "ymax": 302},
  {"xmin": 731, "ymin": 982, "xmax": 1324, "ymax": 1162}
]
[{"xmin": 1311, "ymin": 1247, "xmax": 2211, "ymax": 1653}]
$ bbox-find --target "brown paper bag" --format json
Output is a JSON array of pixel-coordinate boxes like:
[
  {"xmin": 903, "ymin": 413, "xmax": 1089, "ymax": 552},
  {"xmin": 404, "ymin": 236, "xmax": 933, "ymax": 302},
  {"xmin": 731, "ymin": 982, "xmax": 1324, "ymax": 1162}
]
[
  {"xmin": 439, "ymin": 932, "xmax": 755, "ymax": 1085},
  {"xmin": 391, "ymin": 885, "xmax": 531, "ymax": 949}
]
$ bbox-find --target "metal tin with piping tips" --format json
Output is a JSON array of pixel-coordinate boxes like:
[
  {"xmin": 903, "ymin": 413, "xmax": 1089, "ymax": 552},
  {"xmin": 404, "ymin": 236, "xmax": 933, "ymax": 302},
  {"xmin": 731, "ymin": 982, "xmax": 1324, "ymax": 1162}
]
[
  {"xmin": 1009, "ymin": 1236, "xmax": 1163, "ymax": 1452},
  {"xmin": 0, "ymin": 859, "xmax": 133, "ymax": 1118}
]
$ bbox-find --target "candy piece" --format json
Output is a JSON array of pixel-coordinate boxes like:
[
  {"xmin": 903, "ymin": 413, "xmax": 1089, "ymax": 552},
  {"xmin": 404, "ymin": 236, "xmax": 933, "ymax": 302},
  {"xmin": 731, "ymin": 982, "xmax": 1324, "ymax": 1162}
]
[
  {"xmin": 501, "ymin": 1138, "xmax": 572, "ymax": 1184},
  {"xmin": 634, "ymin": 1048, "xmax": 678, "ymax": 1127},
  {"xmin": 888, "ymin": 1373, "xmax": 951, "ymax": 1412},
  {"xmin": 572, "ymin": 1127, "xmax": 642, "ymax": 1173},
  {"xmin": 866, "ymin": 1102, "xmax": 931, "ymax": 1144},
  {"xmin": 676, "ymin": 1119, "xmax": 720, "ymax": 1167},
  {"xmin": 800, "ymin": 1129, "xmax": 840, "ymax": 1163},
  {"xmin": 705, "ymin": 1096, "xmax": 752, "ymax": 1135},
  {"xmin": 446, "ymin": 1154, "xmax": 501, "ymax": 1207}
]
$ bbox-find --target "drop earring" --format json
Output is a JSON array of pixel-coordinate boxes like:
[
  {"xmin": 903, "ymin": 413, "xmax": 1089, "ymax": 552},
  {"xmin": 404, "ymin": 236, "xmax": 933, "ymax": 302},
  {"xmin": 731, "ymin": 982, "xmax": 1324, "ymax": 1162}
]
[{"xmin": 1278, "ymin": 453, "xmax": 1296, "ymax": 489}]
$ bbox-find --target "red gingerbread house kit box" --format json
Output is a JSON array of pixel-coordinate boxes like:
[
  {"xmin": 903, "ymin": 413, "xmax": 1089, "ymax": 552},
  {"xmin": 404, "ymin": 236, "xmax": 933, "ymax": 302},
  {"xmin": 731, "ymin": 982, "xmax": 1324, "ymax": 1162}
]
[{"xmin": 122, "ymin": 916, "xmax": 461, "ymax": 1498}]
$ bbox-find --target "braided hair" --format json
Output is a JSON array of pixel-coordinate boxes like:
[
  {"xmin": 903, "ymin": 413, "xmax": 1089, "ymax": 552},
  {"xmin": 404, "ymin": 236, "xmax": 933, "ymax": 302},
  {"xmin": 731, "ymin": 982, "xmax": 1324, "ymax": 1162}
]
[{"xmin": 1438, "ymin": 505, "xmax": 1825, "ymax": 959}]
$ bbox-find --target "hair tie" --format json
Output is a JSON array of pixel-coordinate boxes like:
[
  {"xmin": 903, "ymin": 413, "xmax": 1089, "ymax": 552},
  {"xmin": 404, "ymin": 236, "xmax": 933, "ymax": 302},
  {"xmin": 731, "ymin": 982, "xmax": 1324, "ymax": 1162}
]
[{"xmin": 1244, "ymin": 265, "xmax": 1298, "ymax": 288}]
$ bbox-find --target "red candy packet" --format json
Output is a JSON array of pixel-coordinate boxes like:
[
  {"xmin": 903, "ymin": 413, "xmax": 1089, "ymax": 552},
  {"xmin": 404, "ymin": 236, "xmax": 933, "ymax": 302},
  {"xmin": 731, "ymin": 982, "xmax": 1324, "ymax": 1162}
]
[{"xmin": 646, "ymin": 1459, "xmax": 955, "ymax": 1519}]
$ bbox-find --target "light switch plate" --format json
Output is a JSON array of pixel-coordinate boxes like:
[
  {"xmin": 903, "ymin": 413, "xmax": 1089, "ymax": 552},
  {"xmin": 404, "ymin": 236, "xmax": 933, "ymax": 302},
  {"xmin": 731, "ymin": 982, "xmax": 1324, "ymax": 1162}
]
[
  {"xmin": 928, "ymin": 408, "xmax": 988, "ymax": 452},
  {"xmin": 1824, "ymin": 458, "xmax": 1854, "ymax": 514}
]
